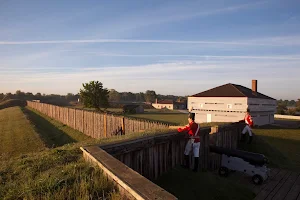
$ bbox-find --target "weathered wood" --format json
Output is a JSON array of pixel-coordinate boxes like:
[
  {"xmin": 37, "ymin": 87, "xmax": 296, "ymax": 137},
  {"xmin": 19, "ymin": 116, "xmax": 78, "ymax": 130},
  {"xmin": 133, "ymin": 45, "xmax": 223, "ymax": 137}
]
[
  {"xmin": 265, "ymin": 171, "xmax": 293, "ymax": 200},
  {"xmin": 284, "ymin": 173, "xmax": 300, "ymax": 200},
  {"xmin": 272, "ymin": 172, "xmax": 300, "ymax": 200},
  {"xmin": 254, "ymin": 169, "xmax": 289, "ymax": 200},
  {"xmin": 104, "ymin": 113, "xmax": 107, "ymax": 137},
  {"xmin": 81, "ymin": 146, "xmax": 177, "ymax": 200},
  {"xmin": 253, "ymin": 168, "xmax": 281, "ymax": 195}
]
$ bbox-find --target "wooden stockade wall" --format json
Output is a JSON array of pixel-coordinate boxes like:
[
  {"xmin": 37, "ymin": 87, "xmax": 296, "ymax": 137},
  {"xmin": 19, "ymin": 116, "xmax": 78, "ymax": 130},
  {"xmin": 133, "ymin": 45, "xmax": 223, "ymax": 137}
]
[
  {"xmin": 26, "ymin": 101, "xmax": 170, "ymax": 139},
  {"xmin": 100, "ymin": 123, "xmax": 245, "ymax": 180},
  {"xmin": 209, "ymin": 122, "xmax": 245, "ymax": 170}
]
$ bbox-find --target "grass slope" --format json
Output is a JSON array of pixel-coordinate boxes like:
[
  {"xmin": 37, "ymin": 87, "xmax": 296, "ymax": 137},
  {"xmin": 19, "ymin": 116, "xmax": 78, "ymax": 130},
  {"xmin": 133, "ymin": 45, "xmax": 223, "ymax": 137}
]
[
  {"xmin": 0, "ymin": 106, "xmax": 121, "ymax": 200},
  {"xmin": 0, "ymin": 107, "xmax": 46, "ymax": 159},
  {"xmin": 239, "ymin": 126, "xmax": 300, "ymax": 172},
  {"xmin": 23, "ymin": 107, "xmax": 93, "ymax": 147},
  {"xmin": 0, "ymin": 146, "xmax": 120, "ymax": 200}
]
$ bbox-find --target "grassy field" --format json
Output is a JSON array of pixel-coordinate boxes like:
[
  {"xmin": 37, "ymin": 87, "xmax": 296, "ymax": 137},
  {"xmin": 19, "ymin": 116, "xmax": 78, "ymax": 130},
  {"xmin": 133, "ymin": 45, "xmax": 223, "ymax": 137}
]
[
  {"xmin": 0, "ymin": 107, "xmax": 46, "ymax": 159},
  {"xmin": 239, "ymin": 125, "xmax": 300, "ymax": 172},
  {"xmin": 0, "ymin": 106, "xmax": 121, "ymax": 200},
  {"xmin": 23, "ymin": 106, "xmax": 93, "ymax": 147}
]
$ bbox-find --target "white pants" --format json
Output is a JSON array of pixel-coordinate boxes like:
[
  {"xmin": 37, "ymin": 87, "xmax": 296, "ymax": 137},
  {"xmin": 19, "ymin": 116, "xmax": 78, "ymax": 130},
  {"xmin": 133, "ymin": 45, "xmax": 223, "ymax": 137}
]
[
  {"xmin": 184, "ymin": 139, "xmax": 200, "ymax": 157},
  {"xmin": 242, "ymin": 125, "xmax": 253, "ymax": 136}
]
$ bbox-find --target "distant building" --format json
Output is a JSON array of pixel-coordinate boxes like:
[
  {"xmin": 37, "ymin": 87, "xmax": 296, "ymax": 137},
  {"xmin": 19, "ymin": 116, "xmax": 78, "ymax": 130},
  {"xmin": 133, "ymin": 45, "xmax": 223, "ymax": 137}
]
[
  {"xmin": 188, "ymin": 80, "xmax": 277, "ymax": 126},
  {"xmin": 123, "ymin": 104, "xmax": 144, "ymax": 114},
  {"xmin": 152, "ymin": 99, "xmax": 186, "ymax": 110}
]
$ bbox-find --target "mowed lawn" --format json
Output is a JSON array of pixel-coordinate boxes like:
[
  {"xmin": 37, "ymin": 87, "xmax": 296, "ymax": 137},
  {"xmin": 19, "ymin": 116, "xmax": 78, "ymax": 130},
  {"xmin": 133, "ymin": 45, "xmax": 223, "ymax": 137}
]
[
  {"xmin": 239, "ymin": 125, "xmax": 300, "ymax": 172},
  {"xmin": 127, "ymin": 110, "xmax": 228, "ymax": 127},
  {"xmin": 0, "ymin": 106, "xmax": 121, "ymax": 200},
  {"xmin": 0, "ymin": 107, "xmax": 46, "ymax": 159}
]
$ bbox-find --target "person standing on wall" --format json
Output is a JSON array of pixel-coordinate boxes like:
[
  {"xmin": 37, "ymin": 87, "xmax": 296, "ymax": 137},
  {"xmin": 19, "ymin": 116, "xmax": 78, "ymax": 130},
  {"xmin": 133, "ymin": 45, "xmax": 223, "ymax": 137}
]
[
  {"xmin": 177, "ymin": 112, "xmax": 200, "ymax": 172},
  {"xmin": 241, "ymin": 108, "xmax": 254, "ymax": 144}
]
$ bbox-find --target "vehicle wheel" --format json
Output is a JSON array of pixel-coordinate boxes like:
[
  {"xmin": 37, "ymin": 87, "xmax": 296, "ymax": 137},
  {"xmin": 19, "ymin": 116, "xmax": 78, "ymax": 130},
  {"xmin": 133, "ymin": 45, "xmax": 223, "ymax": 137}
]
[
  {"xmin": 252, "ymin": 174, "xmax": 263, "ymax": 185},
  {"xmin": 219, "ymin": 167, "xmax": 229, "ymax": 177}
]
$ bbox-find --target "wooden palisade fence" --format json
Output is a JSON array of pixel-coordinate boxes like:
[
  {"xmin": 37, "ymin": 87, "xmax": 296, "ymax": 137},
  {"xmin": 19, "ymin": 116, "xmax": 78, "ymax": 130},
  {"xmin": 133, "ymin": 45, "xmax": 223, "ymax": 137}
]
[
  {"xmin": 26, "ymin": 101, "xmax": 170, "ymax": 139},
  {"xmin": 96, "ymin": 122, "xmax": 245, "ymax": 180}
]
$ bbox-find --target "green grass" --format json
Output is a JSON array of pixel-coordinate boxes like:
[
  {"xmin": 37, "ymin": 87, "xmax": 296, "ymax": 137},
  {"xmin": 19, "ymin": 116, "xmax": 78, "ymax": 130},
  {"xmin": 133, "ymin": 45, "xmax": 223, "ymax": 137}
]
[
  {"xmin": 0, "ymin": 146, "xmax": 121, "ymax": 200},
  {"xmin": 239, "ymin": 126, "xmax": 300, "ymax": 172},
  {"xmin": 154, "ymin": 167, "xmax": 255, "ymax": 200},
  {"xmin": 23, "ymin": 106, "xmax": 94, "ymax": 147},
  {"xmin": 0, "ymin": 106, "xmax": 122, "ymax": 200},
  {"xmin": 0, "ymin": 107, "xmax": 46, "ymax": 159},
  {"xmin": 127, "ymin": 112, "xmax": 228, "ymax": 127}
]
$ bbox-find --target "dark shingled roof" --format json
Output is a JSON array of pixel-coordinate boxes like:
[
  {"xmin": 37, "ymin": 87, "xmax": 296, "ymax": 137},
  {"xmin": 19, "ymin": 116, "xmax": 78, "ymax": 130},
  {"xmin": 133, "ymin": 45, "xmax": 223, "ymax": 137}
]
[{"xmin": 191, "ymin": 83, "xmax": 276, "ymax": 100}]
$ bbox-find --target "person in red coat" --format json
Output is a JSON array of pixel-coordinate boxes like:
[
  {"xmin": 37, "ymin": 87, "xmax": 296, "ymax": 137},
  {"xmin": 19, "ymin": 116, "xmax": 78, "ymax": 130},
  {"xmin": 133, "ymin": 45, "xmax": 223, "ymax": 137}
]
[
  {"xmin": 241, "ymin": 109, "xmax": 254, "ymax": 143},
  {"xmin": 177, "ymin": 112, "xmax": 200, "ymax": 172}
]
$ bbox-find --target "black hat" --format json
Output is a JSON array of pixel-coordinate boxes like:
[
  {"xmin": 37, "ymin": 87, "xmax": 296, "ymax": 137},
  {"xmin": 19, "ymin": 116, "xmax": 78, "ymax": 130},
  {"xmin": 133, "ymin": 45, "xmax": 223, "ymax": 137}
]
[{"xmin": 188, "ymin": 112, "xmax": 195, "ymax": 121}]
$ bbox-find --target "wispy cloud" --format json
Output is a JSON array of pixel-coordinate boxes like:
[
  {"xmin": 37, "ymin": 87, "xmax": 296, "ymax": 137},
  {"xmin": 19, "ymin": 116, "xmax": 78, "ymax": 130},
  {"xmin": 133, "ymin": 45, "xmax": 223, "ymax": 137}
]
[
  {"xmin": 1, "ymin": 35, "xmax": 300, "ymax": 46},
  {"xmin": 80, "ymin": 52, "xmax": 300, "ymax": 60}
]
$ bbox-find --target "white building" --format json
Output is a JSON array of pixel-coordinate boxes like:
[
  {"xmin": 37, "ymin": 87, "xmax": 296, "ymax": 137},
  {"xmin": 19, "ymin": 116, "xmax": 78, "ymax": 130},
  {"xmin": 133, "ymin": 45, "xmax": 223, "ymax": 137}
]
[
  {"xmin": 152, "ymin": 99, "xmax": 186, "ymax": 110},
  {"xmin": 188, "ymin": 80, "xmax": 277, "ymax": 126}
]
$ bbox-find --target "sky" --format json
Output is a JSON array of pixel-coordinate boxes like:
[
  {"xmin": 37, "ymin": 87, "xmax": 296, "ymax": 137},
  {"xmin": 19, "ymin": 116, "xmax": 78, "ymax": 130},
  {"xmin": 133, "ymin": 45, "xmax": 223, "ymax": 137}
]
[{"xmin": 0, "ymin": 0, "xmax": 300, "ymax": 100}]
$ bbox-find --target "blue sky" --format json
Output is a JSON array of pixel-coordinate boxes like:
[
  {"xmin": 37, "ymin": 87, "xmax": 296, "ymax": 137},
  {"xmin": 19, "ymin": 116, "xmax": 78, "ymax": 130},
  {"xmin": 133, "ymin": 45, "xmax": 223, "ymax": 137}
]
[{"xmin": 0, "ymin": 0, "xmax": 300, "ymax": 100}]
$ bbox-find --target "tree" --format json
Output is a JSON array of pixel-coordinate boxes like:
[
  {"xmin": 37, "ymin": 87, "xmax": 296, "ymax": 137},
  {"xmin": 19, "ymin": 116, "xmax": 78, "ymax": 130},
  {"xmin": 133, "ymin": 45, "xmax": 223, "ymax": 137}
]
[
  {"xmin": 0, "ymin": 93, "xmax": 4, "ymax": 100},
  {"xmin": 109, "ymin": 89, "xmax": 121, "ymax": 102},
  {"xmin": 135, "ymin": 92, "xmax": 145, "ymax": 102},
  {"xmin": 79, "ymin": 81, "xmax": 109, "ymax": 111},
  {"xmin": 15, "ymin": 90, "xmax": 25, "ymax": 99},
  {"xmin": 296, "ymin": 99, "xmax": 300, "ymax": 112},
  {"xmin": 66, "ymin": 93, "xmax": 75, "ymax": 101},
  {"xmin": 144, "ymin": 90, "xmax": 157, "ymax": 103},
  {"xmin": 277, "ymin": 103, "xmax": 287, "ymax": 115}
]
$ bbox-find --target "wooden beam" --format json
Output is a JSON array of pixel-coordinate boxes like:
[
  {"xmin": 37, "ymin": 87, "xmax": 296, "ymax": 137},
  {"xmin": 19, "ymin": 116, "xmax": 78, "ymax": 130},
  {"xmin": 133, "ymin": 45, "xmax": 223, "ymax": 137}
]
[{"xmin": 81, "ymin": 146, "xmax": 177, "ymax": 200}]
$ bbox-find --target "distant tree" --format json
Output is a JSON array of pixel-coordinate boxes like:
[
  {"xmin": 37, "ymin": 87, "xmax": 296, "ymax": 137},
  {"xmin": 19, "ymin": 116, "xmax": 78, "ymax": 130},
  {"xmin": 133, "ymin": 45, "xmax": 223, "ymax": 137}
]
[
  {"xmin": 79, "ymin": 81, "xmax": 109, "ymax": 111},
  {"xmin": 288, "ymin": 100, "xmax": 296, "ymax": 107},
  {"xmin": 25, "ymin": 92, "xmax": 34, "ymax": 100},
  {"xmin": 35, "ymin": 93, "xmax": 42, "ymax": 99},
  {"xmin": 296, "ymin": 99, "xmax": 300, "ymax": 111},
  {"xmin": 287, "ymin": 109, "xmax": 296, "ymax": 116},
  {"xmin": 0, "ymin": 93, "xmax": 4, "ymax": 100},
  {"xmin": 277, "ymin": 103, "xmax": 287, "ymax": 115},
  {"xmin": 109, "ymin": 89, "xmax": 121, "ymax": 102},
  {"xmin": 66, "ymin": 93, "xmax": 75, "ymax": 101},
  {"xmin": 15, "ymin": 90, "xmax": 25, "ymax": 99},
  {"xmin": 135, "ymin": 92, "xmax": 145, "ymax": 102},
  {"xmin": 144, "ymin": 90, "xmax": 157, "ymax": 103}
]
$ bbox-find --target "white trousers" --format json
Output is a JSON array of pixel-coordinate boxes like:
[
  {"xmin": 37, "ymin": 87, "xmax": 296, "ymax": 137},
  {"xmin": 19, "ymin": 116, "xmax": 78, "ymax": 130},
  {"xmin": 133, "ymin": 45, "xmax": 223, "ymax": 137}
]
[
  {"xmin": 242, "ymin": 125, "xmax": 253, "ymax": 136},
  {"xmin": 184, "ymin": 139, "xmax": 200, "ymax": 157}
]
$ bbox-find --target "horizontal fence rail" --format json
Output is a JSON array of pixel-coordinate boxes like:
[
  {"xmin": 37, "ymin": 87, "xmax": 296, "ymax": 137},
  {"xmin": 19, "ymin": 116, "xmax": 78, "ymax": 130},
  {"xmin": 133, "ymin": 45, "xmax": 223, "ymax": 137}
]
[{"xmin": 26, "ymin": 101, "xmax": 170, "ymax": 139}]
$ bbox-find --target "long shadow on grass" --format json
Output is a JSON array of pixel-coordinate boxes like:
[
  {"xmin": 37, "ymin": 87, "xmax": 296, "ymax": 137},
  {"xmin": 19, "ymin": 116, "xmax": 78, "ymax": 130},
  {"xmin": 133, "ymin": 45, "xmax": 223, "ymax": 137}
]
[
  {"xmin": 21, "ymin": 107, "xmax": 77, "ymax": 148},
  {"xmin": 238, "ymin": 131, "xmax": 300, "ymax": 172}
]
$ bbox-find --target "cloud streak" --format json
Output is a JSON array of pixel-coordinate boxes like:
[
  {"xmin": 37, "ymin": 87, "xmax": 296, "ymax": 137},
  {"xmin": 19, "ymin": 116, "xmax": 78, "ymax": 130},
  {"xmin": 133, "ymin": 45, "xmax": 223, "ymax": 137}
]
[{"xmin": 1, "ymin": 35, "xmax": 300, "ymax": 46}]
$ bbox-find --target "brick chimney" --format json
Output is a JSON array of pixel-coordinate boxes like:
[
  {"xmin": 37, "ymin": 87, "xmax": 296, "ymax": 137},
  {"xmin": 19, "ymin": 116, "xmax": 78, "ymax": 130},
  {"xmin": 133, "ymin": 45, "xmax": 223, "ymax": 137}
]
[
  {"xmin": 155, "ymin": 98, "xmax": 158, "ymax": 104},
  {"xmin": 252, "ymin": 80, "xmax": 257, "ymax": 93}
]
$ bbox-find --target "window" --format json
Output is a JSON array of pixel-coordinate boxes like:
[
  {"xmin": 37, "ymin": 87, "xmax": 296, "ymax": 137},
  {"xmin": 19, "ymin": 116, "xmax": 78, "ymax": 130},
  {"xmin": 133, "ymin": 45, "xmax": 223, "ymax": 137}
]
[
  {"xmin": 227, "ymin": 104, "xmax": 232, "ymax": 109},
  {"xmin": 234, "ymin": 103, "xmax": 242, "ymax": 105}
]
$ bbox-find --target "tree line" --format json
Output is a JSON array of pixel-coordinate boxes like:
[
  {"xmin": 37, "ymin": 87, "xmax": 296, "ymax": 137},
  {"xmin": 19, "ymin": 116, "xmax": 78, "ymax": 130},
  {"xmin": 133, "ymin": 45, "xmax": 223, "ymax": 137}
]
[
  {"xmin": 0, "ymin": 81, "xmax": 187, "ymax": 108},
  {"xmin": 277, "ymin": 99, "xmax": 300, "ymax": 115}
]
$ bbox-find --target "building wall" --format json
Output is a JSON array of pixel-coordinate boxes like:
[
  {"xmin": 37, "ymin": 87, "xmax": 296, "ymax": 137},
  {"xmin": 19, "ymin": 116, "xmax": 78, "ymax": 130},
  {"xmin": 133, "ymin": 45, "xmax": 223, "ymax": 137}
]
[
  {"xmin": 247, "ymin": 98, "xmax": 276, "ymax": 113},
  {"xmin": 188, "ymin": 97, "xmax": 276, "ymax": 126},
  {"xmin": 188, "ymin": 97, "xmax": 248, "ymax": 112},
  {"xmin": 152, "ymin": 103, "xmax": 174, "ymax": 110}
]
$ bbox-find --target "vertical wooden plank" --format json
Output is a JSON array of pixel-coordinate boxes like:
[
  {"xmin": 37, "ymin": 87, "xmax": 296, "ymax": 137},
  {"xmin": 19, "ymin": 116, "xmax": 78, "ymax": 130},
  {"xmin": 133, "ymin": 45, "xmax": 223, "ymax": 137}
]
[
  {"xmin": 104, "ymin": 113, "xmax": 107, "ymax": 137},
  {"xmin": 121, "ymin": 117, "xmax": 125, "ymax": 135}
]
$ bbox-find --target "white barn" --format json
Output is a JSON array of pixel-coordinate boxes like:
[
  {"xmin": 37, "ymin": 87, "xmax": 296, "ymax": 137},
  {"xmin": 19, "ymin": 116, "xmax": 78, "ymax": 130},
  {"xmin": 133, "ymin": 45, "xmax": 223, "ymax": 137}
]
[{"xmin": 188, "ymin": 80, "xmax": 277, "ymax": 126}]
